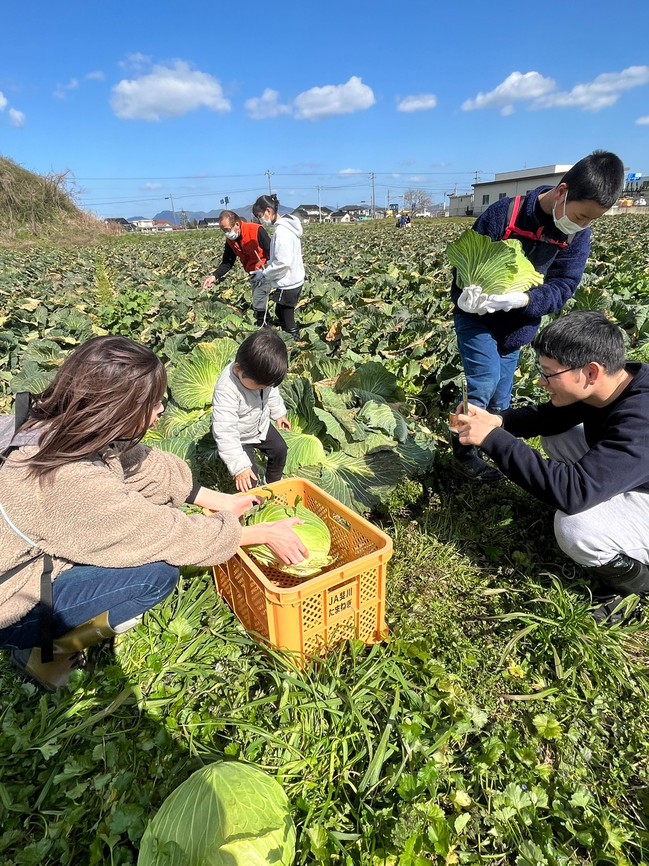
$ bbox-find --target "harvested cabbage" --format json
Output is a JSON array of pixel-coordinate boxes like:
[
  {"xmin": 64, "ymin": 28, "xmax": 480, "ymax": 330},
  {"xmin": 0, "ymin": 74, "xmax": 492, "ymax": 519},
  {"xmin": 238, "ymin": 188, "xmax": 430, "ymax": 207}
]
[
  {"xmin": 137, "ymin": 761, "xmax": 296, "ymax": 866},
  {"xmin": 447, "ymin": 229, "xmax": 544, "ymax": 295},
  {"xmin": 246, "ymin": 494, "xmax": 334, "ymax": 578}
]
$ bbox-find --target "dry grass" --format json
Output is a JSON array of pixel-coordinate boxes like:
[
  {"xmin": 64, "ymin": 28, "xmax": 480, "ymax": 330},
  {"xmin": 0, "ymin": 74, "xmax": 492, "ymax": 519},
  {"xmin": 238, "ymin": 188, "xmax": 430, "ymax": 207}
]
[{"xmin": 0, "ymin": 155, "xmax": 110, "ymax": 245}]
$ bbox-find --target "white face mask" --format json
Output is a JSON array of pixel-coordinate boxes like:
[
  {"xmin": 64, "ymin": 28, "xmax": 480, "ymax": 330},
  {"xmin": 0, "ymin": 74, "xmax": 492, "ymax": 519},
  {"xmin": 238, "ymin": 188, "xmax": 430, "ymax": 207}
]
[
  {"xmin": 553, "ymin": 193, "xmax": 584, "ymax": 236},
  {"xmin": 225, "ymin": 229, "xmax": 238, "ymax": 240},
  {"xmin": 260, "ymin": 211, "xmax": 274, "ymax": 227}
]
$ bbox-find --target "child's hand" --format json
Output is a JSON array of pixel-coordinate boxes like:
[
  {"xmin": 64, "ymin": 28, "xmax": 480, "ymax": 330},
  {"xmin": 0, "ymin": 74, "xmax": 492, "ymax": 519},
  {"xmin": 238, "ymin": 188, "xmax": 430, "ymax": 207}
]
[
  {"xmin": 235, "ymin": 468, "xmax": 257, "ymax": 492},
  {"xmin": 276, "ymin": 416, "xmax": 291, "ymax": 431}
]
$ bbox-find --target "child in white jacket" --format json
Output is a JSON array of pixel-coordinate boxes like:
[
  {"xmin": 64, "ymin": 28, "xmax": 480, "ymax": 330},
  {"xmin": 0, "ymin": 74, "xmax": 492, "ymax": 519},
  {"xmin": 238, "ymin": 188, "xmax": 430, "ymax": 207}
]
[
  {"xmin": 250, "ymin": 193, "xmax": 305, "ymax": 338},
  {"xmin": 212, "ymin": 330, "xmax": 291, "ymax": 492}
]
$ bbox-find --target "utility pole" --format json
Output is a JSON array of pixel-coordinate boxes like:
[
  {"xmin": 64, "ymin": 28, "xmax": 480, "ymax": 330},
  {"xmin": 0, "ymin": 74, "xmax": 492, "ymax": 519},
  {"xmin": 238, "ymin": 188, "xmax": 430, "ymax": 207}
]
[
  {"xmin": 165, "ymin": 193, "xmax": 176, "ymax": 226},
  {"xmin": 265, "ymin": 170, "xmax": 273, "ymax": 194},
  {"xmin": 317, "ymin": 185, "xmax": 322, "ymax": 222},
  {"xmin": 473, "ymin": 169, "xmax": 481, "ymax": 184},
  {"xmin": 370, "ymin": 172, "xmax": 376, "ymax": 218}
]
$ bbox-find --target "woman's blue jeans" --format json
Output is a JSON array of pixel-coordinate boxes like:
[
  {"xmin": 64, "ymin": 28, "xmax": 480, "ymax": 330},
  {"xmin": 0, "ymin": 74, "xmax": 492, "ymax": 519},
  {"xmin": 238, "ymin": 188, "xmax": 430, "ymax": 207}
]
[
  {"xmin": 0, "ymin": 562, "xmax": 179, "ymax": 650},
  {"xmin": 454, "ymin": 313, "xmax": 520, "ymax": 412}
]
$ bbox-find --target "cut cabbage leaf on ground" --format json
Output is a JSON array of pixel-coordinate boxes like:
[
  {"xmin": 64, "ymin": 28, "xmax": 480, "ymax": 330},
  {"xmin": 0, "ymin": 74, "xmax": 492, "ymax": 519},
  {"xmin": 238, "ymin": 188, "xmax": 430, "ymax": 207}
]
[
  {"xmin": 245, "ymin": 494, "xmax": 335, "ymax": 578},
  {"xmin": 447, "ymin": 230, "xmax": 544, "ymax": 295}
]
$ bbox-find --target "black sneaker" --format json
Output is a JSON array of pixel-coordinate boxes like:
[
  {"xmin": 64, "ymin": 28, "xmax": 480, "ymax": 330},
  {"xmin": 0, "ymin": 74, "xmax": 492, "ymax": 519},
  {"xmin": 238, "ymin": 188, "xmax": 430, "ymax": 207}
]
[
  {"xmin": 590, "ymin": 593, "xmax": 643, "ymax": 626},
  {"xmin": 452, "ymin": 452, "xmax": 503, "ymax": 483}
]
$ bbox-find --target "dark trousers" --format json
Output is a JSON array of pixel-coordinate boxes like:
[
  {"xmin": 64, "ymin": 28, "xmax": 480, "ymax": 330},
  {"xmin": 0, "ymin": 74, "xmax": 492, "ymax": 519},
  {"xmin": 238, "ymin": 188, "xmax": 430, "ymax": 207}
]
[
  {"xmin": 254, "ymin": 286, "xmax": 302, "ymax": 332},
  {"xmin": 242, "ymin": 424, "xmax": 288, "ymax": 484}
]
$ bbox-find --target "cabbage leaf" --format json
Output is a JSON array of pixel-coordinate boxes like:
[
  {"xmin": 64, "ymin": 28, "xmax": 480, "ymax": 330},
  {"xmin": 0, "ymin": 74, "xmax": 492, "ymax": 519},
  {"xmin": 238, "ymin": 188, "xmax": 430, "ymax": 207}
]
[{"xmin": 447, "ymin": 230, "xmax": 544, "ymax": 295}]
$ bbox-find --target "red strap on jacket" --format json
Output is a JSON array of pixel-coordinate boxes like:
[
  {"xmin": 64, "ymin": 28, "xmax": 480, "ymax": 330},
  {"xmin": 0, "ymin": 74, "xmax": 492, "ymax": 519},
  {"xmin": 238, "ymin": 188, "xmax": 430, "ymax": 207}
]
[{"xmin": 502, "ymin": 196, "xmax": 569, "ymax": 249}]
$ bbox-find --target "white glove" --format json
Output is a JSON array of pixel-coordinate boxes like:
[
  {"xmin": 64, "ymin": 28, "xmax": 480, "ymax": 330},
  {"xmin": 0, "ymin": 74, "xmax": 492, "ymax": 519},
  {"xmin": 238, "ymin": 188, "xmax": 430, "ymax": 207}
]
[
  {"xmin": 249, "ymin": 269, "xmax": 265, "ymax": 287},
  {"xmin": 458, "ymin": 285, "xmax": 528, "ymax": 315},
  {"xmin": 457, "ymin": 285, "xmax": 490, "ymax": 315},
  {"xmin": 481, "ymin": 292, "xmax": 529, "ymax": 313}
]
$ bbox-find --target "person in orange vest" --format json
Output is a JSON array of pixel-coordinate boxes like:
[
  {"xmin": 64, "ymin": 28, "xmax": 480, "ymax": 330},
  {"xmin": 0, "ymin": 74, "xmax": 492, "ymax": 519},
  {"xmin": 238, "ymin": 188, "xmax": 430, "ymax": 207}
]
[{"xmin": 201, "ymin": 210, "xmax": 271, "ymax": 297}]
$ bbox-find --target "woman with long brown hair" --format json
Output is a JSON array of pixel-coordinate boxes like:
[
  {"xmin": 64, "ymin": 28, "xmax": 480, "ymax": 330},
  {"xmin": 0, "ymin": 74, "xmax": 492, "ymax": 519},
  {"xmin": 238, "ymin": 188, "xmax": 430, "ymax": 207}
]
[{"xmin": 0, "ymin": 336, "xmax": 306, "ymax": 691}]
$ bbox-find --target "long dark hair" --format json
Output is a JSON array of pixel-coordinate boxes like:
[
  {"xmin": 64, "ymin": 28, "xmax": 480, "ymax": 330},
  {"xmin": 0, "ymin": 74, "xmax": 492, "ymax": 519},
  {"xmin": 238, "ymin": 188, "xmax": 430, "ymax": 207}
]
[
  {"xmin": 22, "ymin": 335, "xmax": 167, "ymax": 477},
  {"xmin": 252, "ymin": 193, "xmax": 279, "ymax": 219}
]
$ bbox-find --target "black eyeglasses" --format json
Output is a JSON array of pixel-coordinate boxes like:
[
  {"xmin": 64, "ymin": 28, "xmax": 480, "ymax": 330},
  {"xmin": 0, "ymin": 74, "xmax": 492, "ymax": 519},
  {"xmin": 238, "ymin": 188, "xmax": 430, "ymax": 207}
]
[{"xmin": 536, "ymin": 365, "xmax": 580, "ymax": 382}]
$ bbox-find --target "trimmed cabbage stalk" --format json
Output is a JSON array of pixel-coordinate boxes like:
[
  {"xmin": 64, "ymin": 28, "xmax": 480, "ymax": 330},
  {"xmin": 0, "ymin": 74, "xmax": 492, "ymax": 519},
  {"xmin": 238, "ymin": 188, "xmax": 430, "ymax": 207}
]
[
  {"xmin": 137, "ymin": 761, "xmax": 296, "ymax": 866},
  {"xmin": 447, "ymin": 230, "xmax": 544, "ymax": 295},
  {"xmin": 246, "ymin": 495, "xmax": 334, "ymax": 578}
]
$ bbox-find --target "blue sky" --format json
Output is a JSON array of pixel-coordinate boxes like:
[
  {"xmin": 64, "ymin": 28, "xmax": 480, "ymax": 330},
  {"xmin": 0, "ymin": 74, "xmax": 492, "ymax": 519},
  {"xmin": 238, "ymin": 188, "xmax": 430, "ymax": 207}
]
[{"xmin": 2, "ymin": 0, "xmax": 648, "ymax": 219}]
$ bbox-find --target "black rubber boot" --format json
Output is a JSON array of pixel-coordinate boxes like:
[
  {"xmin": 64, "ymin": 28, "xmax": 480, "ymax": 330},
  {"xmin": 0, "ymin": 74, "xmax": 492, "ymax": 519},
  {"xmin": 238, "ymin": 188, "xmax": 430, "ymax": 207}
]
[
  {"xmin": 582, "ymin": 554, "xmax": 649, "ymax": 625},
  {"xmin": 450, "ymin": 432, "xmax": 502, "ymax": 482}
]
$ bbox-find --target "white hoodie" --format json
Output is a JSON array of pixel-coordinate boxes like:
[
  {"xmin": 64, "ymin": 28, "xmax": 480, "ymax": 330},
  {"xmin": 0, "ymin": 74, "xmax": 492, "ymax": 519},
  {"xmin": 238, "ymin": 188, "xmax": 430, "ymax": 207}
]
[{"xmin": 263, "ymin": 214, "xmax": 305, "ymax": 291}]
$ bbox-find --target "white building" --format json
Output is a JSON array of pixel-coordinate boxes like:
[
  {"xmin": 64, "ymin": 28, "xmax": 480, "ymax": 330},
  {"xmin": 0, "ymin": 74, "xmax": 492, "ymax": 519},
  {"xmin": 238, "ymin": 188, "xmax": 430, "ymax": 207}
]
[
  {"xmin": 473, "ymin": 165, "xmax": 572, "ymax": 216},
  {"xmin": 447, "ymin": 193, "xmax": 474, "ymax": 218}
]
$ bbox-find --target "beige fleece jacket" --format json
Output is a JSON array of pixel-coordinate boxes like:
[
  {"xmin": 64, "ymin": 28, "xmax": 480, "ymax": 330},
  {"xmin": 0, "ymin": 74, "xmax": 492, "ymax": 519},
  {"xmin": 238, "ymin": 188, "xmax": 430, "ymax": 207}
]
[{"xmin": 0, "ymin": 443, "xmax": 242, "ymax": 629}]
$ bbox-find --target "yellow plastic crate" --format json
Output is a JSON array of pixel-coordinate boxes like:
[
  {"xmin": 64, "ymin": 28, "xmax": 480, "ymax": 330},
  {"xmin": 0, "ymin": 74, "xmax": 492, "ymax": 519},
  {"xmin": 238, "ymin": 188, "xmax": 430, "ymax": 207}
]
[{"xmin": 213, "ymin": 477, "xmax": 393, "ymax": 664}]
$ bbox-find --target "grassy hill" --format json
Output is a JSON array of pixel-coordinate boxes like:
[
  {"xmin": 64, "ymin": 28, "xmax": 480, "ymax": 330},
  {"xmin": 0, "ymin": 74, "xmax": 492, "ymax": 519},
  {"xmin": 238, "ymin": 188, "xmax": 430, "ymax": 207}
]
[{"xmin": 0, "ymin": 155, "xmax": 105, "ymax": 241}]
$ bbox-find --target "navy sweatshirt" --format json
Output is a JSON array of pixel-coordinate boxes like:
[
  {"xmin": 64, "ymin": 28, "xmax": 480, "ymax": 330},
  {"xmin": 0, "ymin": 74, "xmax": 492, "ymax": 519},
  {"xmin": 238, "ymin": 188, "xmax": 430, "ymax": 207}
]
[
  {"xmin": 451, "ymin": 186, "xmax": 591, "ymax": 354},
  {"xmin": 480, "ymin": 363, "xmax": 649, "ymax": 515}
]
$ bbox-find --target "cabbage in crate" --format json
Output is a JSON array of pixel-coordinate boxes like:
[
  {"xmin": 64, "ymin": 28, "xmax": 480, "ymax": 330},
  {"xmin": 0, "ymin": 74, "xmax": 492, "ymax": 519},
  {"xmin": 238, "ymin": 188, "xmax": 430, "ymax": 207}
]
[
  {"xmin": 447, "ymin": 229, "xmax": 544, "ymax": 295},
  {"xmin": 246, "ymin": 493, "xmax": 334, "ymax": 578}
]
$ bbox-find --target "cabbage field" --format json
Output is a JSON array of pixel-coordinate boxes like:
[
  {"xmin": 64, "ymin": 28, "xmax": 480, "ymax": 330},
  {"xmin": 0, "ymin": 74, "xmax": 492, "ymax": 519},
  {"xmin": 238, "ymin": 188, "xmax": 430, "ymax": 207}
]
[{"xmin": 1, "ymin": 216, "xmax": 649, "ymax": 865}]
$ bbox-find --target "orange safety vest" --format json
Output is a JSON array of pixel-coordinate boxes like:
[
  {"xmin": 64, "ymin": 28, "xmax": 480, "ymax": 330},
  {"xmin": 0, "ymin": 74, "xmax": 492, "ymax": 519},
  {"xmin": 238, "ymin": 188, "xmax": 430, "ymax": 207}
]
[{"xmin": 225, "ymin": 222, "xmax": 267, "ymax": 273}]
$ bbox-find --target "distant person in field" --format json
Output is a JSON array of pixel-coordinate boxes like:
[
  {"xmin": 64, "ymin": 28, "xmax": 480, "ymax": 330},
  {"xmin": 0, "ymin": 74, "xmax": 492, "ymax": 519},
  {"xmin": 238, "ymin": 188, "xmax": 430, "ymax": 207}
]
[
  {"xmin": 450, "ymin": 150, "xmax": 625, "ymax": 481},
  {"xmin": 212, "ymin": 329, "xmax": 291, "ymax": 493},
  {"xmin": 201, "ymin": 210, "xmax": 270, "ymax": 307},
  {"xmin": 0, "ymin": 336, "xmax": 306, "ymax": 692},
  {"xmin": 455, "ymin": 312, "xmax": 649, "ymax": 625},
  {"xmin": 249, "ymin": 193, "xmax": 305, "ymax": 339}
]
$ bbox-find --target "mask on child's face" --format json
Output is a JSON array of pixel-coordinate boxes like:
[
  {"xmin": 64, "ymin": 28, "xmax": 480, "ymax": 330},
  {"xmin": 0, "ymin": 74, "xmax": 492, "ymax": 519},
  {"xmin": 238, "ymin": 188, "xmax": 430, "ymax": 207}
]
[{"xmin": 553, "ymin": 192, "xmax": 585, "ymax": 235}]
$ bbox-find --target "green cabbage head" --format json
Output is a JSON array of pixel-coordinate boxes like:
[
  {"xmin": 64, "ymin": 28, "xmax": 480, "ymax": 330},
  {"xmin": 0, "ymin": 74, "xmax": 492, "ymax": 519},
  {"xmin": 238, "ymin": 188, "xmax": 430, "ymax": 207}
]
[
  {"xmin": 245, "ymin": 494, "xmax": 334, "ymax": 578},
  {"xmin": 137, "ymin": 761, "xmax": 296, "ymax": 866},
  {"xmin": 446, "ymin": 229, "xmax": 544, "ymax": 294}
]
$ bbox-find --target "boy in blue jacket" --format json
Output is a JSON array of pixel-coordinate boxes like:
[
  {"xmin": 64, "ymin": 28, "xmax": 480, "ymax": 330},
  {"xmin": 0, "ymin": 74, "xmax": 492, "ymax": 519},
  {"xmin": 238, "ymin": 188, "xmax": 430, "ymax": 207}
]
[
  {"xmin": 455, "ymin": 312, "xmax": 649, "ymax": 625},
  {"xmin": 451, "ymin": 150, "xmax": 624, "ymax": 480}
]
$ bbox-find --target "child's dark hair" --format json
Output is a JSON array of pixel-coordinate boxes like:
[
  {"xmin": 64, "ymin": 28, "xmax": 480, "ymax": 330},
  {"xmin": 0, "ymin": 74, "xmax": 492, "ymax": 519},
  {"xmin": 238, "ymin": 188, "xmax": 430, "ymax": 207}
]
[
  {"xmin": 252, "ymin": 193, "xmax": 280, "ymax": 219},
  {"xmin": 235, "ymin": 329, "xmax": 288, "ymax": 387},
  {"xmin": 559, "ymin": 151, "xmax": 624, "ymax": 207},
  {"xmin": 533, "ymin": 311, "xmax": 625, "ymax": 373}
]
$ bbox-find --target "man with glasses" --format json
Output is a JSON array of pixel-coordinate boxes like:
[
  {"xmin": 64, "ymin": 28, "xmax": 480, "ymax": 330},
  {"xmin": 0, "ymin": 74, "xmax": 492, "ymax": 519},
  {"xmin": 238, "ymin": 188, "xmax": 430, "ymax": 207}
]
[
  {"xmin": 454, "ymin": 311, "xmax": 649, "ymax": 625},
  {"xmin": 201, "ymin": 210, "xmax": 271, "ymax": 297}
]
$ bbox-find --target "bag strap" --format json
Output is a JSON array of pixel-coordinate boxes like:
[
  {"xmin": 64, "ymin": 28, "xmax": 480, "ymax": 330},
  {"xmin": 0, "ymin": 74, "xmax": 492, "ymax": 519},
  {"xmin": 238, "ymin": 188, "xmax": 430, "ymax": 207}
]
[
  {"xmin": 39, "ymin": 555, "xmax": 54, "ymax": 663},
  {"xmin": 14, "ymin": 392, "xmax": 33, "ymax": 434}
]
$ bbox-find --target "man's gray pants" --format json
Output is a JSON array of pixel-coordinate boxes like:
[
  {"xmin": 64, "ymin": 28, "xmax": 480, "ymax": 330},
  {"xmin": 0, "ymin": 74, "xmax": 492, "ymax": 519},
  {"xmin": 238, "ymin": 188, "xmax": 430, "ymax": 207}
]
[{"xmin": 543, "ymin": 426, "xmax": 649, "ymax": 568}]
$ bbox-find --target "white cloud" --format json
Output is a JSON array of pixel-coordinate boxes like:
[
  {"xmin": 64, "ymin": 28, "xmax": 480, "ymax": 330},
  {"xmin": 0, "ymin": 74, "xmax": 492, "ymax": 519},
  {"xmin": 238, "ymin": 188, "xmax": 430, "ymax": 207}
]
[
  {"xmin": 53, "ymin": 77, "xmax": 80, "ymax": 99},
  {"xmin": 119, "ymin": 53, "xmax": 151, "ymax": 71},
  {"xmin": 0, "ymin": 91, "xmax": 7, "ymax": 111},
  {"xmin": 397, "ymin": 93, "xmax": 437, "ymax": 112},
  {"xmin": 293, "ymin": 76, "xmax": 375, "ymax": 121},
  {"xmin": 142, "ymin": 182, "xmax": 163, "ymax": 190},
  {"xmin": 111, "ymin": 60, "xmax": 230, "ymax": 121},
  {"xmin": 636, "ymin": 115, "xmax": 649, "ymax": 125},
  {"xmin": 462, "ymin": 71, "xmax": 556, "ymax": 115},
  {"xmin": 86, "ymin": 70, "xmax": 105, "ymax": 82},
  {"xmin": 338, "ymin": 167, "xmax": 365, "ymax": 175},
  {"xmin": 462, "ymin": 66, "xmax": 649, "ymax": 116},
  {"xmin": 245, "ymin": 88, "xmax": 291, "ymax": 120},
  {"xmin": 533, "ymin": 65, "xmax": 649, "ymax": 111},
  {"xmin": 8, "ymin": 108, "xmax": 25, "ymax": 128}
]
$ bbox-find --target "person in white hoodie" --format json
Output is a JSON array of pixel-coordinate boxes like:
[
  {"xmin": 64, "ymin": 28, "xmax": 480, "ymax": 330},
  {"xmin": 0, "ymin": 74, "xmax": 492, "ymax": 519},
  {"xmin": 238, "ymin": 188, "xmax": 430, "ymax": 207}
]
[
  {"xmin": 250, "ymin": 193, "xmax": 305, "ymax": 338},
  {"xmin": 212, "ymin": 329, "xmax": 292, "ymax": 492}
]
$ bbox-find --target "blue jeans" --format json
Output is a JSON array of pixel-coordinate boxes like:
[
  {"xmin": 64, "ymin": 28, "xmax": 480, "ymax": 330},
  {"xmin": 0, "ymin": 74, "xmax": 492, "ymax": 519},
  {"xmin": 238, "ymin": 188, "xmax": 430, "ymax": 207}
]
[
  {"xmin": 454, "ymin": 313, "xmax": 520, "ymax": 412},
  {"xmin": 0, "ymin": 562, "xmax": 179, "ymax": 650}
]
